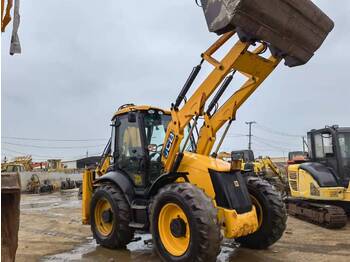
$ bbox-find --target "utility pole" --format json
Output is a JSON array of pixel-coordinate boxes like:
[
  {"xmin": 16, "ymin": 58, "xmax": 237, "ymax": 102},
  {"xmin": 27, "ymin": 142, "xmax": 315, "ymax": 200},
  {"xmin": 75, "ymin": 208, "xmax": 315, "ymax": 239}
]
[
  {"xmin": 245, "ymin": 121, "xmax": 256, "ymax": 150},
  {"xmin": 302, "ymin": 136, "xmax": 307, "ymax": 152}
]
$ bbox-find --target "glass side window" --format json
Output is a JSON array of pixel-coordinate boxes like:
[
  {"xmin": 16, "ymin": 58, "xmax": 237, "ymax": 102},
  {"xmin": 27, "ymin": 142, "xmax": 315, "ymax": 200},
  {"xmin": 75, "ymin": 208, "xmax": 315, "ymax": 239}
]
[
  {"xmin": 118, "ymin": 117, "xmax": 142, "ymax": 157},
  {"xmin": 339, "ymin": 133, "xmax": 350, "ymax": 158},
  {"xmin": 323, "ymin": 134, "xmax": 333, "ymax": 154},
  {"xmin": 116, "ymin": 115, "xmax": 144, "ymax": 186},
  {"xmin": 314, "ymin": 133, "xmax": 333, "ymax": 158},
  {"xmin": 314, "ymin": 134, "xmax": 324, "ymax": 158}
]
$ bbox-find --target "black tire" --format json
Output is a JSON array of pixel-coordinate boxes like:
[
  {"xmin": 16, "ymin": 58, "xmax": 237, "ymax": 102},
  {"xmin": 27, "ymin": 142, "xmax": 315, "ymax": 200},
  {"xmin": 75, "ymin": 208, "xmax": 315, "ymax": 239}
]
[
  {"xmin": 150, "ymin": 183, "xmax": 222, "ymax": 262},
  {"xmin": 61, "ymin": 181, "xmax": 67, "ymax": 190},
  {"xmin": 90, "ymin": 183, "xmax": 134, "ymax": 249},
  {"xmin": 236, "ymin": 175, "xmax": 287, "ymax": 249}
]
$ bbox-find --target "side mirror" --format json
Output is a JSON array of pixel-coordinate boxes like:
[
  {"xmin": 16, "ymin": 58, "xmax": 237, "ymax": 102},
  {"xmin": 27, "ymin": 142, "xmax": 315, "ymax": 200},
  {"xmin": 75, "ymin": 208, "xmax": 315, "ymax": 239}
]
[
  {"xmin": 128, "ymin": 112, "xmax": 136, "ymax": 123},
  {"xmin": 148, "ymin": 144, "xmax": 158, "ymax": 153}
]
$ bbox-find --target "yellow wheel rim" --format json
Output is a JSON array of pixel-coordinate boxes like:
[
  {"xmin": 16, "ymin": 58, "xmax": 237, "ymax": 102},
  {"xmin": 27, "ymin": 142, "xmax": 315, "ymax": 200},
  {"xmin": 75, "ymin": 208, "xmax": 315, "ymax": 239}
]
[
  {"xmin": 158, "ymin": 203, "xmax": 190, "ymax": 256},
  {"xmin": 251, "ymin": 195, "xmax": 263, "ymax": 229},
  {"xmin": 94, "ymin": 198, "xmax": 113, "ymax": 236}
]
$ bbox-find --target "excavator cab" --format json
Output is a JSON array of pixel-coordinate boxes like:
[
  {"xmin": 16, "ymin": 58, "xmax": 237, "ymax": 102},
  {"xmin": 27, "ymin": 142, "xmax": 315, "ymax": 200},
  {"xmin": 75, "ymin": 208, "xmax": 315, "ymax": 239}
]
[
  {"xmin": 307, "ymin": 126, "xmax": 350, "ymax": 187},
  {"xmin": 232, "ymin": 149, "xmax": 255, "ymax": 163}
]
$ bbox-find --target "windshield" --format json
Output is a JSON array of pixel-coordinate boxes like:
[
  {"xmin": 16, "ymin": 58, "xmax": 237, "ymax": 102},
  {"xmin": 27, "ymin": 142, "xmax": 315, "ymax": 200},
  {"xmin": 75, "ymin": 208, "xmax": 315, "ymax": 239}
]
[
  {"xmin": 144, "ymin": 110, "xmax": 171, "ymax": 150},
  {"xmin": 143, "ymin": 110, "xmax": 195, "ymax": 153},
  {"xmin": 338, "ymin": 132, "xmax": 350, "ymax": 178},
  {"xmin": 143, "ymin": 110, "xmax": 172, "ymax": 182}
]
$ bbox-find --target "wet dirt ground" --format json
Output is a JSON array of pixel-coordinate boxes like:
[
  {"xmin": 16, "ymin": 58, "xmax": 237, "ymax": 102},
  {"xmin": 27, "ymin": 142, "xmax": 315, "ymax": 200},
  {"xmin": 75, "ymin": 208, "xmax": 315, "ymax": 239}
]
[{"xmin": 16, "ymin": 191, "xmax": 350, "ymax": 262}]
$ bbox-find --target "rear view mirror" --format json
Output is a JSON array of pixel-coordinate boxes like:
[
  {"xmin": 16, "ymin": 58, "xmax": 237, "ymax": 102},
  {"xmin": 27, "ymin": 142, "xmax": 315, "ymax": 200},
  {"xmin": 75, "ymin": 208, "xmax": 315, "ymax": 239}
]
[
  {"xmin": 148, "ymin": 144, "xmax": 157, "ymax": 153},
  {"xmin": 128, "ymin": 112, "xmax": 136, "ymax": 123}
]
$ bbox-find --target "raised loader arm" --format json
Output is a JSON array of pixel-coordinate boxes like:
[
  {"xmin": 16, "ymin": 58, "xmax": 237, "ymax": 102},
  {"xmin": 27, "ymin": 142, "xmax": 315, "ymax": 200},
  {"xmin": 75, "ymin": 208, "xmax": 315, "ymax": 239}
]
[
  {"xmin": 161, "ymin": 31, "xmax": 264, "ymax": 172},
  {"xmin": 196, "ymin": 44, "xmax": 281, "ymax": 156}
]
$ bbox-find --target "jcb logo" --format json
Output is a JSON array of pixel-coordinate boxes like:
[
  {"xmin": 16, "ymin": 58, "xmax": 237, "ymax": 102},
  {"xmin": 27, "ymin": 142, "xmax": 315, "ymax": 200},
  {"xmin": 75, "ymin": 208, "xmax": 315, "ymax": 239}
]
[
  {"xmin": 233, "ymin": 180, "xmax": 240, "ymax": 187},
  {"xmin": 163, "ymin": 132, "xmax": 175, "ymax": 159}
]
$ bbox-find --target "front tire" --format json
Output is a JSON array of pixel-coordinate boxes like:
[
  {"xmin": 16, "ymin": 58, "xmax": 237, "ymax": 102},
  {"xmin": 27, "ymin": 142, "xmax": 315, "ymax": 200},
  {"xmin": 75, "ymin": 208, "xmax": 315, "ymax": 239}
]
[
  {"xmin": 90, "ymin": 184, "xmax": 134, "ymax": 249},
  {"xmin": 236, "ymin": 175, "xmax": 287, "ymax": 249},
  {"xmin": 150, "ymin": 183, "xmax": 222, "ymax": 262}
]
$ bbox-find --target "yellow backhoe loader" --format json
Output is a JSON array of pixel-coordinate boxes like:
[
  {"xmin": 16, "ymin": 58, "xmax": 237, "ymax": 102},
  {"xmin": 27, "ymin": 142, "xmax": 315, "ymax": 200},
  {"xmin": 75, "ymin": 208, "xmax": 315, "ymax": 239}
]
[
  {"xmin": 287, "ymin": 126, "xmax": 350, "ymax": 228},
  {"xmin": 81, "ymin": 1, "xmax": 333, "ymax": 261}
]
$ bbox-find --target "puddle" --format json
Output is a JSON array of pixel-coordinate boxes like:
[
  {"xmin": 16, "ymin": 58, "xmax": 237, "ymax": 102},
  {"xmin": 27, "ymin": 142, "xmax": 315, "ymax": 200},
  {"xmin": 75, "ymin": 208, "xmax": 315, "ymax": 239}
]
[
  {"xmin": 42, "ymin": 234, "xmax": 156, "ymax": 262},
  {"xmin": 42, "ymin": 234, "xmax": 259, "ymax": 262},
  {"xmin": 21, "ymin": 190, "xmax": 80, "ymax": 212}
]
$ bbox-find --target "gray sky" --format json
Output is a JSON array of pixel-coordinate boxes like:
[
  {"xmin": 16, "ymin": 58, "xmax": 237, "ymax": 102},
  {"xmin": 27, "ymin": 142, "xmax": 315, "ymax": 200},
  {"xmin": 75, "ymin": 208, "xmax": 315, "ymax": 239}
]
[{"xmin": 2, "ymin": 0, "xmax": 350, "ymax": 161}]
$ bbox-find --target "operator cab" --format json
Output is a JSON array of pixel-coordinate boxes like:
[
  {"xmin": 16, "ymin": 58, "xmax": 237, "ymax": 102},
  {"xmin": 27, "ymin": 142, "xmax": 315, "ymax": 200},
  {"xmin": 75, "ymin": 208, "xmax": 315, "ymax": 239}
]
[
  {"xmin": 231, "ymin": 150, "xmax": 255, "ymax": 172},
  {"xmin": 231, "ymin": 150, "xmax": 255, "ymax": 163},
  {"xmin": 109, "ymin": 105, "xmax": 194, "ymax": 189},
  {"xmin": 307, "ymin": 126, "xmax": 350, "ymax": 187}
]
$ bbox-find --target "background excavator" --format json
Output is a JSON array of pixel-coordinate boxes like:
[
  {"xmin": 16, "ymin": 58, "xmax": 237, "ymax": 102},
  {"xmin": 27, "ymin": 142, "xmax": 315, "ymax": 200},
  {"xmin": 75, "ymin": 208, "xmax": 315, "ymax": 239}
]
[
  {"xmin": 287, "ymin": 126, "xmax": 350, "ymax": 228},
  {"xmin": 81, "ymin": 1, "xmax": 333, "ymax": 261}
]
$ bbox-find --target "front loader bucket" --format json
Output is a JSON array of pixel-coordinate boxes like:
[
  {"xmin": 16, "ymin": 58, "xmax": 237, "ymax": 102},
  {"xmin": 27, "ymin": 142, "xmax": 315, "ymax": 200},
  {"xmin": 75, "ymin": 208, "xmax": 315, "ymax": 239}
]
[
  {"xmin": 200, "ymin": 0, "xmax": 334, "ymax": 67},
  {"xmin": 1, "ymin": 172, "xmax": 21, "ymax": 261}
]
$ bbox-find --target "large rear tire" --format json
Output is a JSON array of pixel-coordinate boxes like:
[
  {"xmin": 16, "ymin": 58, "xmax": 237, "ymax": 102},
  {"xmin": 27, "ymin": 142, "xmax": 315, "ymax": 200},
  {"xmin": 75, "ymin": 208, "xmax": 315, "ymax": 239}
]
[
  {"xmin": 150, "ymin": 183, "xmax": 222, "ymax": 262},
  {"xmin": 236, "ymin": 175, "xmax": 287, "ymax": 249},
  {"xmin": 90, "ymin": 183, "xmax": 134, "ymax": 249}
]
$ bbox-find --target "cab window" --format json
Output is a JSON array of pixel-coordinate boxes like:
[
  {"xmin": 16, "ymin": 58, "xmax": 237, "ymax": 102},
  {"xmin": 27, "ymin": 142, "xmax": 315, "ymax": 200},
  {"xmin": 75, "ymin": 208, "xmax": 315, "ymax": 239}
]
[
  {"xmin": 116, "ymin": 115, "xmax": 144, "ymax": 186},
  {"xmin": 314, "ymin": 133, "xmax": 333, "ymax": 158}
]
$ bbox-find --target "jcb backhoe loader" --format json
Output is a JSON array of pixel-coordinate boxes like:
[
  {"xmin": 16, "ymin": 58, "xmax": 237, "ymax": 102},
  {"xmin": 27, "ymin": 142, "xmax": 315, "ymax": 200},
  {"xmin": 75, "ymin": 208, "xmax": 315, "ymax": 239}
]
[
  {"xmin": 81, "ymin": 1, "xmax": 333, "ymax": 261},
  {"xmin": 287, "ymin": 126, "xmax": 350, "ymax": 228}
]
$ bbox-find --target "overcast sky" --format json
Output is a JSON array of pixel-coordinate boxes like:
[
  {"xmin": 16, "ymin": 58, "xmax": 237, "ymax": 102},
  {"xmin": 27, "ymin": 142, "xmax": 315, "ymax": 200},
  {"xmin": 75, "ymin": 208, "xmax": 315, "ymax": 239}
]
[{"xmin": 1, "ymin": 0, "xmax": 350, "ymax": 161}]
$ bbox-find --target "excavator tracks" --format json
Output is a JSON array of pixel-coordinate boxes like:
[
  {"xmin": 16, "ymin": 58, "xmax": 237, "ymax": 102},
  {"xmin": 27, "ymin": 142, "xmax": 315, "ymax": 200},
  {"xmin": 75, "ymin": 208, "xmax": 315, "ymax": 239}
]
[{"xmin": 286, "ymin": 198, "xmax": 348, "ymax": 229}]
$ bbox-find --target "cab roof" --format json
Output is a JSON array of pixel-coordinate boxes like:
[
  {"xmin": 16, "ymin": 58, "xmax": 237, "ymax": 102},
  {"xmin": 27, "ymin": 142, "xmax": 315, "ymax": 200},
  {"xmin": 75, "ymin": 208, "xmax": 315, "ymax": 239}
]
[
  {"xmin": 309, "ymin": 126, "xmax": 350, "ymax": 134},
  {"xmin": 113, "ymin": 104, "xmax": 170, "ymax": 119}
]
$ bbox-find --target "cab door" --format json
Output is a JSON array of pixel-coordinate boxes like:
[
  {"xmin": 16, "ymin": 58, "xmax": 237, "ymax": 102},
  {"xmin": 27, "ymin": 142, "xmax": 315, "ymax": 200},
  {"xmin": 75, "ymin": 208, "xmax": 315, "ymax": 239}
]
[{"xmin": 115, "ymin": 113, "xmax": 146, "ymax": 187}]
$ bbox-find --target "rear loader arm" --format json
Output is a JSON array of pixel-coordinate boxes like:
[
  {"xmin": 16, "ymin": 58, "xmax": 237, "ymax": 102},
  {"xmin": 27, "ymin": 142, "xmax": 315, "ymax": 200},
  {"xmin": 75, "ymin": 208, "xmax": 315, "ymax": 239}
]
[{"xmin": 196, "ymin": 45, "xmax": 281, "ymax": 156}]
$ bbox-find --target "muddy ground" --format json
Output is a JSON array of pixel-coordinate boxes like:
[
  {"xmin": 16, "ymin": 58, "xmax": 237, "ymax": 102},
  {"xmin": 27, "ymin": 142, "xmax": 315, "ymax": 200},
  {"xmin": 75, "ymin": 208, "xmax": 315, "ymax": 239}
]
[{"xmin": 16, "ymin": 190, "xmax": 350, "ymax": 262}]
